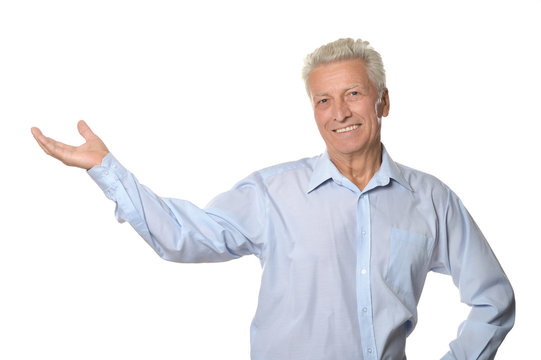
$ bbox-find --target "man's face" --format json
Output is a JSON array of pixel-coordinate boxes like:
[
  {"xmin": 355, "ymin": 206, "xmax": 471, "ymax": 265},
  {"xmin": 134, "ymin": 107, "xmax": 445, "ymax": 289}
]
[{"xmin": 307, "ymin": 59, "xmax": 389, "ymax": 160}]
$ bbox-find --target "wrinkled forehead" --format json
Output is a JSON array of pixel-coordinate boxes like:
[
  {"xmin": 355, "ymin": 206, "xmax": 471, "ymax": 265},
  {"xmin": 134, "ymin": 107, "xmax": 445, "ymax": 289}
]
[{"xmin": 307, "ymin": 59, "xmax": 374, "ymax": 95}]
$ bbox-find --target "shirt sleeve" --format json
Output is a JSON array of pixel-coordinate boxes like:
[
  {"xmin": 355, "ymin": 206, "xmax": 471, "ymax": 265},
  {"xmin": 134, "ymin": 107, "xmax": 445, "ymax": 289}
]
[
  {"xmin": 431, "ymin": 189, "xmax": 515, "ymax": 360},
  {"xmin": 87, "ymin": 153, "xmax": 267, "ymax": 263}
]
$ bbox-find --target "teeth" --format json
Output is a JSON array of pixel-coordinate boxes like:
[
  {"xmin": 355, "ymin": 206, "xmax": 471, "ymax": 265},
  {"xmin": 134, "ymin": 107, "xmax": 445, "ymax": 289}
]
[{"xmin": 335, "ymin": 125, "xmax": 359, "ymax": 133}]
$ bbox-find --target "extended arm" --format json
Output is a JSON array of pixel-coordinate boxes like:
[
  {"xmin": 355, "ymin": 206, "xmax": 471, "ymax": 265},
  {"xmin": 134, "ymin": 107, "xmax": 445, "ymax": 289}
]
[
  {"xmin": 432, "ymin": 191, "xmax": 515, "ymax": 360},
  {"xmin": 31, "ymin": 122, "xmax": 265, "ymax": 262},
  {"xmin": 88, "ymin": 153, "xmax": 265, "ymax": 262}
]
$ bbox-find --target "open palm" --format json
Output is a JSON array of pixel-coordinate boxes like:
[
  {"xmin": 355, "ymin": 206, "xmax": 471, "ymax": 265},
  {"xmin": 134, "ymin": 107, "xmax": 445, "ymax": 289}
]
[{"xmin": 31, "ymin": 120, "xmax": 109, "ymax": 170}]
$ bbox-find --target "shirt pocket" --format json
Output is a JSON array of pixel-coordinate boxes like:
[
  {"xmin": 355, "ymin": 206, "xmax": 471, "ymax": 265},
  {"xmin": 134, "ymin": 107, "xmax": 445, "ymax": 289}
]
[{"xmin": 386, "ymin": 227, "xmax": 434, "ymax": 304}]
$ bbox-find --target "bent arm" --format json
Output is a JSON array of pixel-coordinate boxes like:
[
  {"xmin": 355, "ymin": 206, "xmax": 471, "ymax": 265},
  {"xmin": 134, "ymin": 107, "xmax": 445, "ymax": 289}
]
[
  {"xmin": 89, "ymin": 153, "xmax": 266, "ymax": 262},
  {"xmin": 431, "ymin": 190, "xmax": 515, "ymax": 360}
]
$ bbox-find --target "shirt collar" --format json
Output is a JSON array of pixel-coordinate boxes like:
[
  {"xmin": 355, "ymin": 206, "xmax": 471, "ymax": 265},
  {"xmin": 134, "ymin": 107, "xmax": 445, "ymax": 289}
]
[
  {"xmin": 306, "ymin": 150, "xmax": 340, "ymax": 193},
  {"xmin": 372, "ymin": 146, "xmax": 413, "ymax": 192},
  {"xmin": 306, "ymin": 145, "xmax": 413, "ymax": 194}
]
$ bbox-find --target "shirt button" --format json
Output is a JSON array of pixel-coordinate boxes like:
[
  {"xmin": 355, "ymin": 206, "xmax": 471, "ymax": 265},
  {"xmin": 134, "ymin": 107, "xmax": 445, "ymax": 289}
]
[
  {"xmin": 362, "ymin": 230, "xmax": 366, "ymax": 236},
  {"xmin": 104, "ymin": 170, "xmax": 109, "ymax": 176},
  {"xmin": 361, "ymin": 268, "xmax": 367, "ymax": 275},
  {"xmin": 367, "ymin": 348, "xmax": 373, "ymax": 354},
  {"xmin": 362, "ymin": 307, "xmax": 368, "ymax": 313}
]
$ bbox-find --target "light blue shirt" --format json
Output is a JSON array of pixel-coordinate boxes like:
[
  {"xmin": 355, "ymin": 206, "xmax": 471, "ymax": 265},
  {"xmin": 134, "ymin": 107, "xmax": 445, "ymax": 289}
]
[{"xmin": 88, "ymin": 146, "xmax": 514, "ymax": 360}]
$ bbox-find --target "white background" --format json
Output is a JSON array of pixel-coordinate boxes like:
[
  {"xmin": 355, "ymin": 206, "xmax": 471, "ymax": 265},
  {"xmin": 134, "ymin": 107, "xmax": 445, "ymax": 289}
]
[{"xmin": 1, "ymin": 0, "xmax": 540, "ymax": 358}]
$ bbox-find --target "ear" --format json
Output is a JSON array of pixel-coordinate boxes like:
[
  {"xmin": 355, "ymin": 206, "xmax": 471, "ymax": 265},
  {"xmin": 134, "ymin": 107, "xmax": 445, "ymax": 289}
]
[{"xmin": 379, "ymin": 89, "xmax": 390, "ymax": 118}]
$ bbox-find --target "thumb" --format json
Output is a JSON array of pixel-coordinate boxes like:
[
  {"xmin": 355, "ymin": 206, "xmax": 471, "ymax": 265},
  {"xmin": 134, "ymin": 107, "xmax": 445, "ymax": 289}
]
[{"xmin": 77, "ymin": 120, "xmax": 96, "ymax": 141}]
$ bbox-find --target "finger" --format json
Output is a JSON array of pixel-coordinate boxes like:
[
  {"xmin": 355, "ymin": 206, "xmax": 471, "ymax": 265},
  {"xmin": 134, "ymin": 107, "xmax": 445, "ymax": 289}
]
[
  {"xmin": 38, "ymin": 136, "xmax": 76, "ymax": 161},
  {"xmin": 31, "ymin": 127, "xmax": 52, "ymax": 155},
  {"xmin": 33, "ymin": 127, "xmax": 77, "ymax": 151},
  {"xmin": 48, "ymin": 140, "xmax": 76, "ymax": 151},
  {"xmin": 31, "ymin": 126, "xmax": 44, "ymax": 142},
  {"xmin": 36, "ymin": 140, "xmax": 52, "ymax": 155},
  {"xmin": 77, "ymin": 120, "xmax": 96, "ymax": 141}
]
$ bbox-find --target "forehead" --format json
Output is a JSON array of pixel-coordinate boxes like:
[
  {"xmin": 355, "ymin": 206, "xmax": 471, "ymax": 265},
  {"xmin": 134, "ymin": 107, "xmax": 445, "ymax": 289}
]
[{"xmin": 307, "ymin": 59, "xmax": 372, "ymax": 95}]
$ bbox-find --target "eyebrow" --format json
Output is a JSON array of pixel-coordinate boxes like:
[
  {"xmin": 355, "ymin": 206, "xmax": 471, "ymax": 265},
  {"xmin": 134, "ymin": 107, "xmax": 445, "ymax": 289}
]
[{"xmin": 313, "ymin": 84, "xmax": 363, "ymax": 98}]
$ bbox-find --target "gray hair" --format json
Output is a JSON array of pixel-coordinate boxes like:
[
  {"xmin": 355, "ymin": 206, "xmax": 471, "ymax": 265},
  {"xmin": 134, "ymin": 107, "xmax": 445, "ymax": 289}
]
[{"xmin": 302, "ymin": 38, "xmax": 387, "ymax": 97}]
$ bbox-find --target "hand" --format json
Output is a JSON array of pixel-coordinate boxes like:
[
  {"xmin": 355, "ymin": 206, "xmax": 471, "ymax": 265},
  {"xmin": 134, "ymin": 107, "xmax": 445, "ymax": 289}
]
[{"xmin": 31, "ymin": 120, "xmax": 110, "ymax": 170}]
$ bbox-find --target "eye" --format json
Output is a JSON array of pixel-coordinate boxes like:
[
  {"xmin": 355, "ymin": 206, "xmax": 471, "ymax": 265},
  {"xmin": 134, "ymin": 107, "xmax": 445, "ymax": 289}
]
[
  {"xmin": 350, "ymin": 91, "xmax": 359, "ymax": 96},
  {"xmin": 318, "ymin": 98, "xmax": 328, "ymax": 104}
]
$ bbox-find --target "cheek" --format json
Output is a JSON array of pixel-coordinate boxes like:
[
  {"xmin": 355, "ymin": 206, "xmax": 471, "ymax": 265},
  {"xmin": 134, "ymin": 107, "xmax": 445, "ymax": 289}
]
[{"xmin": 313, "ymin": 112, "xmax": 328, "ymax": 129}]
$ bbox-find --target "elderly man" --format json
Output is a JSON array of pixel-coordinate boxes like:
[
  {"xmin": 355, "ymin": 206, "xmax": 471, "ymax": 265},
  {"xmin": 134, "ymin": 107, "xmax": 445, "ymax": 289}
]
[{"xmin": 31, "ymin": 38, "xmax": 514, "ymax": 360}]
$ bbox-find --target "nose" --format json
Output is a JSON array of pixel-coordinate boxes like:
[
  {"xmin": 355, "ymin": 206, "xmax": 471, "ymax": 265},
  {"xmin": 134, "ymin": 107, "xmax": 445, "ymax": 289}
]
[{"xmin": 334, "ymin": 98, "xmax": 352, "ymax": 122}]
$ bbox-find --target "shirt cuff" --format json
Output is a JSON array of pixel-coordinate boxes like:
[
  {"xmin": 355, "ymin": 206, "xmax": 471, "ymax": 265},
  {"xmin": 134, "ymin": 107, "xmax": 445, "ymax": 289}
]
[{"xmin": 87, "ymin": 153, "xmax": 128, "ymax": 200}]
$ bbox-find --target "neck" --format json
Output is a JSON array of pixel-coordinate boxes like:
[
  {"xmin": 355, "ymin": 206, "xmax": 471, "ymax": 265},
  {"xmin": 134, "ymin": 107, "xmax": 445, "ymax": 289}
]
[{"xmin": 329, "ymin": 144, "xmax": 383, "ymax": 191}]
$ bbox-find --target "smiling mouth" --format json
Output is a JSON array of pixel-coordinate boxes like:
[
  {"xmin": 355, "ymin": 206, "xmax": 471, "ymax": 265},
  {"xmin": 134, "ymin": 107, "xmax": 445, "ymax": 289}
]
[{"xmin": 334, "ymin": 124, "xmax": 360, "ymax": 133}]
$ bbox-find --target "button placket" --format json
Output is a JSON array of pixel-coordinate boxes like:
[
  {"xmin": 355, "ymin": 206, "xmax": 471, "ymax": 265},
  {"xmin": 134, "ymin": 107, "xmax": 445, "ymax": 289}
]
[{"xmin": 356, "ymin": 193, "xmax": 378, "ymax": 359}]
